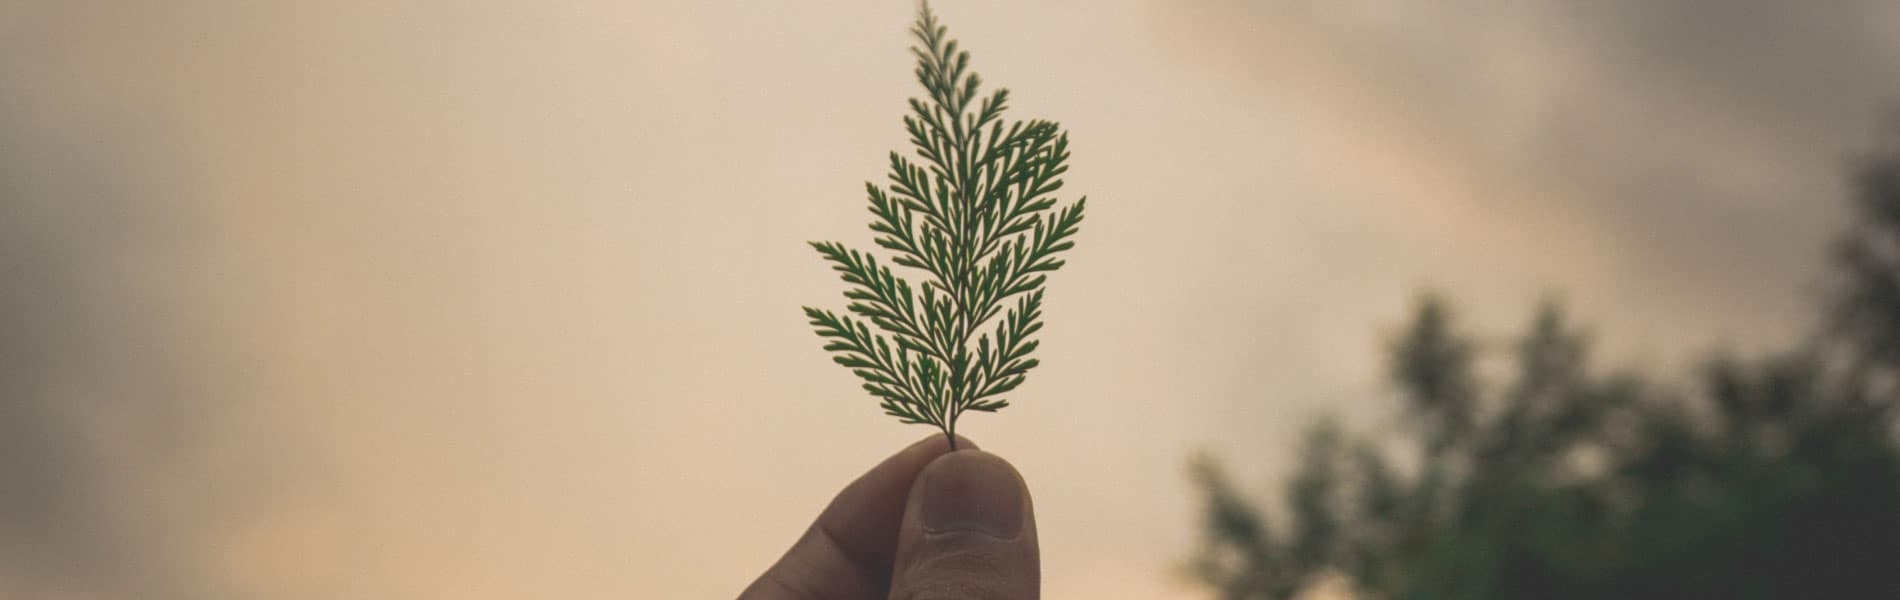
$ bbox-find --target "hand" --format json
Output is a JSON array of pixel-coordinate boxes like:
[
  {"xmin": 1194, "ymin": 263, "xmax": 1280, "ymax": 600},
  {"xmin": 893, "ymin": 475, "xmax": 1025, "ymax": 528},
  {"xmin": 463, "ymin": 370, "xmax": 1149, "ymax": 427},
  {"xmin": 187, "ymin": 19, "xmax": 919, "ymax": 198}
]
[{"xmin": 740, "ymin": 435, "xmax": 1040, "ymax": 599}]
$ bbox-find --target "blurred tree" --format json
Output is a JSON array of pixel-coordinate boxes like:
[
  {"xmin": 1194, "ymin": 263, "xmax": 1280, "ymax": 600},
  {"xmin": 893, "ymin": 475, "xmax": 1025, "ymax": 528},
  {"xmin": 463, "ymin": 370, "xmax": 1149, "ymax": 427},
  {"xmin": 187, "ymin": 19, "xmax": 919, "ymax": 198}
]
[
  {"xmin": 1189, "ymin": 126, "xmax": 1900, "ymax": 599},
  {"xmin": 1834, "ymin": 124, "xmax": 1900, "ymax": 376}
]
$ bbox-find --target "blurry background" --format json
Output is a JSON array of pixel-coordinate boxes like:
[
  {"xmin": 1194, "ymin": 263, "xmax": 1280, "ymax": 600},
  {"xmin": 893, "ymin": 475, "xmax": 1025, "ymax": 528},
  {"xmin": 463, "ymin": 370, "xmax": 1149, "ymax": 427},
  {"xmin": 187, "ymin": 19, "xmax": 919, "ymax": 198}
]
[{"xmin": 4, "ymin": 1, "xmax": 1899, "ymax": 598}]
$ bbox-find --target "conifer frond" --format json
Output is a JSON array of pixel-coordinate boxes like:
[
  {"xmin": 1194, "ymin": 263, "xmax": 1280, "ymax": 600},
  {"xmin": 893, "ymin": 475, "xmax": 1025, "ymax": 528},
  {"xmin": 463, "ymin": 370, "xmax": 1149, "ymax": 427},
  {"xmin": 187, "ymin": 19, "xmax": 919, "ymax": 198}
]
[{"xmin": 804, "ymin": 3, "xmax": 1086, "ymax": 447}]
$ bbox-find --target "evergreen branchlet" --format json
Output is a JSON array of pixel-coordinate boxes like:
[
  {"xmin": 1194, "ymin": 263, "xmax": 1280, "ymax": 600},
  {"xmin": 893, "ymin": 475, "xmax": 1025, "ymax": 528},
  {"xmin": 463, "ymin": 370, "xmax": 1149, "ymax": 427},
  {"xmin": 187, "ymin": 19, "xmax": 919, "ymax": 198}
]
[{"xmin": 803, "ymin": 4, "xmax": 1086, "ymax": 448}]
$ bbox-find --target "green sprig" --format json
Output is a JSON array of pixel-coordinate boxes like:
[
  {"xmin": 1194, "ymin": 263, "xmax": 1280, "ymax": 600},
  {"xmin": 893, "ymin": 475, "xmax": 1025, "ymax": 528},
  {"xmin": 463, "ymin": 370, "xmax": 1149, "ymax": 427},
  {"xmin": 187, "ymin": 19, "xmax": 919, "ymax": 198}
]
[{"xmin": 804, "ymin": 3, "xmax": 1085, "ymax": 448}]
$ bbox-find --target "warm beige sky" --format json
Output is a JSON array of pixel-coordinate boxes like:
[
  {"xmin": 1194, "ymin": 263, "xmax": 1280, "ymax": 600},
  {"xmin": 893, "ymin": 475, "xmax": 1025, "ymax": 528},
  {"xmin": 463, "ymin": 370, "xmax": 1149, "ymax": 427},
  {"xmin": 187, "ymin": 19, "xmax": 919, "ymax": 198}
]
[{"xmin": 4, "ymin": 1, "xmax": 1898, "ymax": 598}]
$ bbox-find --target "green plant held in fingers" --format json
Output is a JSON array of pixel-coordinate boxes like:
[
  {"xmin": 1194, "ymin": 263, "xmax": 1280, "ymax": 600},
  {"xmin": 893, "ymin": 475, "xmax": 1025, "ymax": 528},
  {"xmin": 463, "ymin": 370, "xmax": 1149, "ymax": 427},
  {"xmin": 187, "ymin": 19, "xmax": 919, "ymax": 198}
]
[{"xmin": 803, "ymin": 3, "xmax": 1086, "ymax": 449}]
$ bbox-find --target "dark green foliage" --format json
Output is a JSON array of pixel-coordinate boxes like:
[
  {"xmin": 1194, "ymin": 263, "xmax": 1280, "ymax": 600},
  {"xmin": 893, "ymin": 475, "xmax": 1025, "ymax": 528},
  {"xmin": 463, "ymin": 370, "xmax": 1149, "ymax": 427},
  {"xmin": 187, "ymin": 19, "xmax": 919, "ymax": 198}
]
[
  {"xmin": 1189, "ymin": 125, "xmax": 1900, "ymax": 599},
  {"xmin": 1390, "ymin": 295, "xmax": 1478, "ymax": 457},
  {"xmin": 1833, "ymin": 124, "xmax": 1900, "ymax": 374},
  {"xmin": 805, "ymin": 4, "xmax": 1085, "ymax": 445}
]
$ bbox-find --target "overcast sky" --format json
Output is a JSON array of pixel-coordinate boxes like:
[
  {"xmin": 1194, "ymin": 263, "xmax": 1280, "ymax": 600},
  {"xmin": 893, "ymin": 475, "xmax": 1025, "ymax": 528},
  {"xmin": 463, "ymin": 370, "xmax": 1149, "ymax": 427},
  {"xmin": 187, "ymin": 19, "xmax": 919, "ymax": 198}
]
[{"xmin": 4, "ymin": 1, "xmax": 1899, "ymax": 598}]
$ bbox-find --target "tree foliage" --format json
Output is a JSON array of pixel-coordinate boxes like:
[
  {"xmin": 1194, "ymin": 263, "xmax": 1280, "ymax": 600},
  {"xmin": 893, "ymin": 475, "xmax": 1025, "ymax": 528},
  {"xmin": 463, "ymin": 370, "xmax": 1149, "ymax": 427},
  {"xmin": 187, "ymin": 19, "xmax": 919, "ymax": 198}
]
[
  {"xmin": 805, "ymin": 4, "xmax": 1085, "ymax": 446},
  {"xmin": 1189, "ymin": 124, "xmax": 1900, "ymax": 599}
]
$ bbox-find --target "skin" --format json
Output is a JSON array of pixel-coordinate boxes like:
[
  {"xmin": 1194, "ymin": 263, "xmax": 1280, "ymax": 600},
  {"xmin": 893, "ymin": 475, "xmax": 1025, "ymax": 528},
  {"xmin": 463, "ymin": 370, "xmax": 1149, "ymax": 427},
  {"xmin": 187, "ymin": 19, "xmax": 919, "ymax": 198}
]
[{"xmin": 741, "ymin": 435, "xmax": 1040, "ymax": 600}]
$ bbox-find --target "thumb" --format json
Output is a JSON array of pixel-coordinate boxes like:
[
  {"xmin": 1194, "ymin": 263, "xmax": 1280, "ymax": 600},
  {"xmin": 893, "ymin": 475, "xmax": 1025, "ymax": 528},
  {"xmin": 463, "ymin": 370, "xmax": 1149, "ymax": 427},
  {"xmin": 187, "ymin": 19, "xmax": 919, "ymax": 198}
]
[{"xmin": 888, "ymin": 449, "xmax": 1039, "ymax": 600}]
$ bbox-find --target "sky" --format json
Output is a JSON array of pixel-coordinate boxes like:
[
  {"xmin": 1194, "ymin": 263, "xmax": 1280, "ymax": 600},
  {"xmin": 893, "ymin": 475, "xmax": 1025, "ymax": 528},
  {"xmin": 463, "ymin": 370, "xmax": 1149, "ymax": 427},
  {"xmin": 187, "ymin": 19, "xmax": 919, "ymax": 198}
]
[{"xmin": 3, "ymin": 0, "xmax": 1899, "ymax": 598}]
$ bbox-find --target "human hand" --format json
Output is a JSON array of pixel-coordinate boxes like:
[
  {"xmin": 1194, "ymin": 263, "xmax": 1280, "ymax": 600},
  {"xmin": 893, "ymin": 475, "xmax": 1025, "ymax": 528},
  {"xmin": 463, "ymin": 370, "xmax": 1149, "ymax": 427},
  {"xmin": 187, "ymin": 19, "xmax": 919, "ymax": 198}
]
[{"xmin": 740, "ymin": 436, "xmax": 1040, "ymax": 599}]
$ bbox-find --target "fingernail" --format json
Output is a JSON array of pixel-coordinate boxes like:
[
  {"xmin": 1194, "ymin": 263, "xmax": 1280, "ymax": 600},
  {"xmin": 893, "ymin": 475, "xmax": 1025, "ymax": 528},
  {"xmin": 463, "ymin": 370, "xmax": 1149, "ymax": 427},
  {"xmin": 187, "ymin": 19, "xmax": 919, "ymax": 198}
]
[{"xmin": 920, "ymin": 452, "xmax": 1025, "ymax": 538}]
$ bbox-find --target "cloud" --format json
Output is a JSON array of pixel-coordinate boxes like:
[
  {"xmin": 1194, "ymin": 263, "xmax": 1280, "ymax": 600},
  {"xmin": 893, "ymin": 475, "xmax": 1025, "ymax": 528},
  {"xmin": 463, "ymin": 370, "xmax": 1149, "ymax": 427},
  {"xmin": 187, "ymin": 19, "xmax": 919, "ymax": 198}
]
[
  {"xmin": 1152, "ymin": 0, "xmax": 1900, "ymax": 353},
  {"xmin": 0, "ymin": 92, "xmax": 215, "ymax": 599},
  {"xmin": 0, "ymin": 6, "xmax": 305, "ymax": 596}
]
